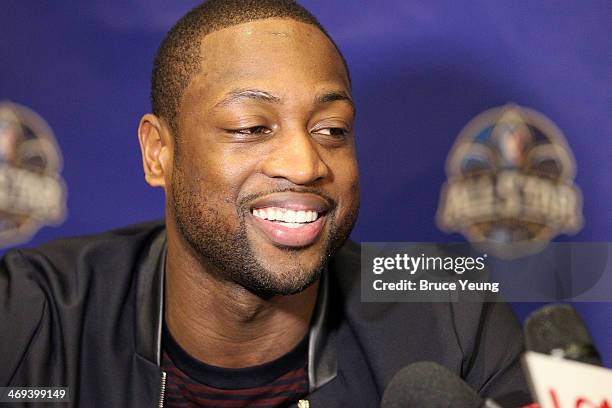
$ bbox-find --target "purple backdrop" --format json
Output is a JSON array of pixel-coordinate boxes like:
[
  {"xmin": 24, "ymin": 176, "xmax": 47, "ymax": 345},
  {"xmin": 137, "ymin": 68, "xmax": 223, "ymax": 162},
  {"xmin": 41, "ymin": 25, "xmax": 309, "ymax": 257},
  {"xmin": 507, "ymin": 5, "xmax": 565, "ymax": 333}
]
[{"xmin": 1, "ymin": 1, "xmax": 611, "ymax": 366}]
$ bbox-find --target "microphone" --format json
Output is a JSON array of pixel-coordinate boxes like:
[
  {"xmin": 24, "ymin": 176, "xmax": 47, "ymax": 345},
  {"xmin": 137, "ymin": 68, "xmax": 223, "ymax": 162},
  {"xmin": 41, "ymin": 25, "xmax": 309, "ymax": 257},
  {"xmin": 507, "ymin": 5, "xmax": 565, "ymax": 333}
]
[
  {"xmin": 380, "ymin": 361, "xmax": 502, "ymax": 408},
  {"xmin": 522, "ymin": 304, "xmax": 611, "ymax": 407},
  {"xmin": 524, "ymin": 303, "xmax": 602, "ymax": 366}
]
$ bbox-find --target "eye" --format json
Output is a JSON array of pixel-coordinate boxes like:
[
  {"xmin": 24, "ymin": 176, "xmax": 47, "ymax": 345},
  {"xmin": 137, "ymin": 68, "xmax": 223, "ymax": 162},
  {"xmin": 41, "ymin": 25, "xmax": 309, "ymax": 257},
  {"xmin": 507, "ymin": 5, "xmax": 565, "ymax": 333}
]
[
  {"xmin": 313, "ymin": 127, "xmax": 349, "ymax": 138},
  {"xmin": 225, "ymin": 125, "xmax": 273, "ymax": 141},
  {"xmin": 231, "ymin": 126, "xmax": 272, "ymax": 135}
]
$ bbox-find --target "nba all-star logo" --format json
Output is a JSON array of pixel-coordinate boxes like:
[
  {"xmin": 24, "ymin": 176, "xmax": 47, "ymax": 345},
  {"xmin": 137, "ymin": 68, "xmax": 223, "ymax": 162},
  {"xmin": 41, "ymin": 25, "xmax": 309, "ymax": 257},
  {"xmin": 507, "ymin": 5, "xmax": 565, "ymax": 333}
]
[
  {"xmin": 437, "ymin": 104, "xmax": 583, "ymax": 258},
  {"xmin": 0, "ymin": 101, "xmax": 66, "ymax": 247}
]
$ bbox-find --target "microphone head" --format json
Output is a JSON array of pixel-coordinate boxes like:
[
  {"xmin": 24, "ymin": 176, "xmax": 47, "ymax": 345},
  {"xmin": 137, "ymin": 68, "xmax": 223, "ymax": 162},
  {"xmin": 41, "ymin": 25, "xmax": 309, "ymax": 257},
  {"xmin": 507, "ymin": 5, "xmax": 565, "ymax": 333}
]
[
  {"xmin": 380, "ymin": 361, "xmax": 483, "ymax": 408},
  {"xmin": 525, "ymin": 303, "xmax": 601, "ymax": 365}
]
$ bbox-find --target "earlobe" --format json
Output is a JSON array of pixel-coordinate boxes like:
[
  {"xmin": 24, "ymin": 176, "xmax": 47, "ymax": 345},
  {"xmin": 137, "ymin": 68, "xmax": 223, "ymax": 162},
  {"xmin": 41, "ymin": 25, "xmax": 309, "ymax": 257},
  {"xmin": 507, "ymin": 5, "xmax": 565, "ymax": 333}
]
[{"xmin": 138, "ymin": 114, "xmax": 171, "ymax": 188}]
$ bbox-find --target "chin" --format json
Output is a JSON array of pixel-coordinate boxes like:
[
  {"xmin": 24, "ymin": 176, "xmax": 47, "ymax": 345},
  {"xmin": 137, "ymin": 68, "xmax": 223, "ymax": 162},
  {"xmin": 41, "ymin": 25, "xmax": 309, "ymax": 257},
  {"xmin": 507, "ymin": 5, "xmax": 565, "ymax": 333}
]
[{"xmin": 239, "ymin": 248, "xmax": 325, "ymax": 297}]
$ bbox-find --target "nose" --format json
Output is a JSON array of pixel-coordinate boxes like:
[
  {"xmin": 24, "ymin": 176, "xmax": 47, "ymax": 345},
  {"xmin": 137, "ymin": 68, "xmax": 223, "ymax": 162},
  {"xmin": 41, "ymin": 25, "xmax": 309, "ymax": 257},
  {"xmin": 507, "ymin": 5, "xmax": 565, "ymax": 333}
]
[{"xmin": 261, "ymin": 130, "xmax": 329, "ymax": 185}]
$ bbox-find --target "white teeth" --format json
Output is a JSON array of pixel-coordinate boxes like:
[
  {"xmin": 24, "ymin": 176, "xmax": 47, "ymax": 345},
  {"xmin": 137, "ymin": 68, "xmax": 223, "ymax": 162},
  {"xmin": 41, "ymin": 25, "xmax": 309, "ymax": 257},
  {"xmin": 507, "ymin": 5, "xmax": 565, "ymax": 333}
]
[
  {"xmin": 296, "ymin": 211, "xmax": 306, "ymax": 223},
  {"xmin": 286, "ymin": 211, "xmax": 295, "ymax": 222},
  {"xmin": 252, "ymin": 207, "xmax": 320, "ymax": 224},
  {"xmin": 270, "ymin": 208, "xmax": 279, "ymax": 221}
]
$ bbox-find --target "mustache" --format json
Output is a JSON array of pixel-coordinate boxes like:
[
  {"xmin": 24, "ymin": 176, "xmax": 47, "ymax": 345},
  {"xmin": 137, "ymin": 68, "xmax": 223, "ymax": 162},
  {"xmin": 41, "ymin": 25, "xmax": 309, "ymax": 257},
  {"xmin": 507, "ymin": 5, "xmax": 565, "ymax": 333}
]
[{"xmin": 238, "ymin": 187, "xmax": 336, "ymax": 212}]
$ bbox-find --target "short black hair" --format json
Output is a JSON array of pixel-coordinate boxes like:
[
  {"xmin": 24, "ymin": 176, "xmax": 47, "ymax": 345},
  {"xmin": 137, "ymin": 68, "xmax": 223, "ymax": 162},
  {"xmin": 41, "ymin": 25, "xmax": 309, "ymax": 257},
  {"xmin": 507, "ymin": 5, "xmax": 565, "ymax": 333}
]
[{"xmin": 151, "ymin": 0, "xmax": 350, "ymax": 136}]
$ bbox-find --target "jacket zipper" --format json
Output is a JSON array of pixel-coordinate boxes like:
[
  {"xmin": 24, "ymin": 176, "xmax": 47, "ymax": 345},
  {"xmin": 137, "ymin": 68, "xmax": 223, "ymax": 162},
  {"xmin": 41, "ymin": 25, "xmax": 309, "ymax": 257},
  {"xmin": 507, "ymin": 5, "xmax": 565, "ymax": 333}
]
[{"xmin": 158, "ymin": 371, "xmax": 167, "ymax": 408}]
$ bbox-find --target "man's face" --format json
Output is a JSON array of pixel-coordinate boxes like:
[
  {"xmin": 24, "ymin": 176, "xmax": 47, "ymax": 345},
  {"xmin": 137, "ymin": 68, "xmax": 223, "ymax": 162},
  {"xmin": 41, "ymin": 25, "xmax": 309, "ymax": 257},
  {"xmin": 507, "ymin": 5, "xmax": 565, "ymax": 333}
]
[{"xmin": 168, "ymin": 18, "xmax": 359, "ymax": 296}]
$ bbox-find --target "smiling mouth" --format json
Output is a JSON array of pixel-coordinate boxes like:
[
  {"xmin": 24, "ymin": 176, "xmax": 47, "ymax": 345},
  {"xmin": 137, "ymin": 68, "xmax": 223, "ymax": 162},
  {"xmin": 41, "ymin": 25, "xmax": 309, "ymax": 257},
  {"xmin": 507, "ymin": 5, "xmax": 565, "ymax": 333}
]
[
  {"xmin": 246, "ymin": 192, "xmax": 332, "ymax": 247},
  {"xmin": 249, "ymin": 206, "xmax": 328, "ymax": 247},
  {"xmin": 251, "ymin": 207, "xmax": 325, "ymax": 228}
]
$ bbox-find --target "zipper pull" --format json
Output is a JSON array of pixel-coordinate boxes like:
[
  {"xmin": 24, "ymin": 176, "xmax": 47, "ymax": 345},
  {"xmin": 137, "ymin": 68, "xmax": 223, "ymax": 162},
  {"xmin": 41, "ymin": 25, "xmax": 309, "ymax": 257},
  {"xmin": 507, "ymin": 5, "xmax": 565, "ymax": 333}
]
[{"xmin": 158, "ymin": 371, "xmax": 167, "ymax": 408}]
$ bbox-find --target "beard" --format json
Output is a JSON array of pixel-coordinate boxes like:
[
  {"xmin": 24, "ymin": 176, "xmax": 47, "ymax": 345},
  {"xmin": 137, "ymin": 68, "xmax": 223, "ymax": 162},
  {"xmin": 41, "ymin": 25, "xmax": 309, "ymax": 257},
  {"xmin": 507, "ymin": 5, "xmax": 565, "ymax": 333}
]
[{"xmin": 169, "ymin": 163, "xmax": 359, "ymax": 298}]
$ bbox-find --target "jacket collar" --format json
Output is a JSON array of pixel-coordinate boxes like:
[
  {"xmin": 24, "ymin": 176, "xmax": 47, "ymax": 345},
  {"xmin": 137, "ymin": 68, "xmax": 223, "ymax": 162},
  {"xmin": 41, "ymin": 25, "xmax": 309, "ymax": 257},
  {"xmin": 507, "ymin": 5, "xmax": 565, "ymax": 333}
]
[{"xmin": 134, "ymin": 227, "xmax": 337, "ymax": 392}]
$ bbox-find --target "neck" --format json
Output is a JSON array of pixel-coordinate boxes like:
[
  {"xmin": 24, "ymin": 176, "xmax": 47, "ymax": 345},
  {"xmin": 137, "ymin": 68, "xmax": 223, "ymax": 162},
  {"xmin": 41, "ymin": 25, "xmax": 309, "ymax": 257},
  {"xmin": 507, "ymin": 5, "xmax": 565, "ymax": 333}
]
[{"xmin": 164, "ymin": 225, "xmax": 319, "ymax": 369}]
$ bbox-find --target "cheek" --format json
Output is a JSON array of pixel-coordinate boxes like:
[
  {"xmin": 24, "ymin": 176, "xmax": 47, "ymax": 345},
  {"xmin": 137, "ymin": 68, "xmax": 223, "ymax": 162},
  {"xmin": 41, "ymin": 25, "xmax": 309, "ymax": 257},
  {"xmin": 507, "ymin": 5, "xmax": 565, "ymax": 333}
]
[
  {"xmin": 176, "ymin": 142, "xmax": 257, "ymax": 204},
  {"xmin": 338, "ymin": 177, "xmax": 360, "ymax": 219},
  {"xmin": 326, "ymin": 151, "xmax": 359, "ymax": 205}
]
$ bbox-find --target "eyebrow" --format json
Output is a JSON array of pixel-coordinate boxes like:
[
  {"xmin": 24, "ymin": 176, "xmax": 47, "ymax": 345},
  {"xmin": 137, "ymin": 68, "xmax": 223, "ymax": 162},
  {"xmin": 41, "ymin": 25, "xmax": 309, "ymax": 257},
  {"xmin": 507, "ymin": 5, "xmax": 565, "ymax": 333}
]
[
  {"xmin": 213, "ymin": 89, "xmax": 281, "ymax": 109},
  {"xmin": 212, "ymin": 88, "xmax": 354, "ymax": 112},
  {"xmin": 317, "ymin": 90, "xmax": 355, "ymax": 113}
]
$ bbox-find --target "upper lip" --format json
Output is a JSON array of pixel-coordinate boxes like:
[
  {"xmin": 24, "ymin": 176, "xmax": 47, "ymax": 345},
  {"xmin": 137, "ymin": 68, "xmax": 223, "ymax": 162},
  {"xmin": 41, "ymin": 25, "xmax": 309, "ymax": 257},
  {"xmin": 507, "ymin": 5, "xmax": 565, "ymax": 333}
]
[{"xmin": 249, "ymin": 192, "xmax": 332, "ymax": 213}]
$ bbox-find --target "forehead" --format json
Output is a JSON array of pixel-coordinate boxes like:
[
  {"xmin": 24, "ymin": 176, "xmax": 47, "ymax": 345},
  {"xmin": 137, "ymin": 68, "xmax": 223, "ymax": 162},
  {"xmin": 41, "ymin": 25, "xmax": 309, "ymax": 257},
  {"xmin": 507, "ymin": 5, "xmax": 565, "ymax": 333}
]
[{"xmin": 182, "ymin": 18, "xmax": 350, "ymax": 109}]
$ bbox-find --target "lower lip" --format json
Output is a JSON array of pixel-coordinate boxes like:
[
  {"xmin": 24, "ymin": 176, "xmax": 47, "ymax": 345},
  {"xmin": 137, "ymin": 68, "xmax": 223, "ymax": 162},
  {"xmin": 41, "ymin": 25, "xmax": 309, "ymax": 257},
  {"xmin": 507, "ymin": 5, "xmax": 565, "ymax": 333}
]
[{"xmin": 249, "ymin": 212, "xmax": 326, "ymax": 247}]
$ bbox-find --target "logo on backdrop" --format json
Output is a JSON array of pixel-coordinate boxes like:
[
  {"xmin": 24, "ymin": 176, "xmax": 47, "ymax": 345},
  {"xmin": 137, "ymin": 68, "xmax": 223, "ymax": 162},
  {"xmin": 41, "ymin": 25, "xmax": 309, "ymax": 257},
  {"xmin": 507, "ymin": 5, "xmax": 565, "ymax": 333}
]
[
  {"xmin": 0, "ymin": 101, "xmax": 66, "ymax": 248},
  {"xmin": 437, "ymin": 104, "xmax": 582, "ymax": 258}
]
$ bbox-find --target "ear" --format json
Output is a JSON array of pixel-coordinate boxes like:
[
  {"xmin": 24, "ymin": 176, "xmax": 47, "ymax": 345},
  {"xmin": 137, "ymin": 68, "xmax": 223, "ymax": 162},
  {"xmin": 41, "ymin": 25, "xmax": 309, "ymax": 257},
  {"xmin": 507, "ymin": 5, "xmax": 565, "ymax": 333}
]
[{"xmin": 138, "ymin": 113, "xmax": 172, "ymax": 188}]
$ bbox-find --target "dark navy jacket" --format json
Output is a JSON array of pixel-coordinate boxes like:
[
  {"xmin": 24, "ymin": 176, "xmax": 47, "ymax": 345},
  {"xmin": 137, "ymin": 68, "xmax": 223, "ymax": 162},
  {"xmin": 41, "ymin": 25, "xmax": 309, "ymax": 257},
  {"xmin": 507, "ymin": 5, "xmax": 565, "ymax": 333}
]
[{"xmin": 0, "ymin": 221, "xmax": 530, "ymax": 407}]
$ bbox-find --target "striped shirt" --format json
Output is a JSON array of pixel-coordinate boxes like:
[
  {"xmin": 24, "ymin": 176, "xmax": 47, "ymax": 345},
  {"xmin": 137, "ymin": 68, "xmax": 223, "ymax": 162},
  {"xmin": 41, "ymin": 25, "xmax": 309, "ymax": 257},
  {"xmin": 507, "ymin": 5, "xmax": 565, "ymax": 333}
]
[{"xmin": 161, "ymin": 324, "xmax": 309, "ymax": 407}]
